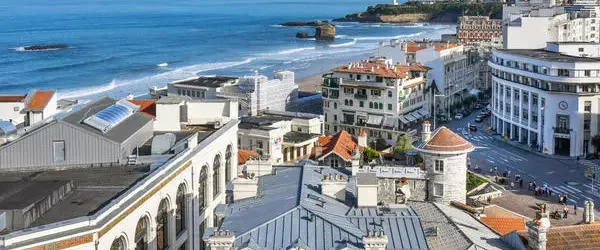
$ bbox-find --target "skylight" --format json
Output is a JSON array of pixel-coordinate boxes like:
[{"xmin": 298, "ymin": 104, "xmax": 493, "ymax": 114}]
[{"xmin": 84, "ymin": 100, "xmax": 139, "ymax": 132}]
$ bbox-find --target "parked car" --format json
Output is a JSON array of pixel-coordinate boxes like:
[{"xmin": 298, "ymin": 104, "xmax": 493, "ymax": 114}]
[
  {"xmin": 469, "ymin": 125, "xmax": 478, "ymax": 131},
  {"xmin": 455, "ymin": 114, "xmax": 463, "ymax": 120},
  {"xmin": 475, "ymin": 104, "xmax": 482, "ymax": 109},
  {"xmin": 480, "ymin": 110, "xmax": 489, "ymax": 117},
  {"xmin": 475, "ymin": 116, "xmax": 484, "ymax": 122}
]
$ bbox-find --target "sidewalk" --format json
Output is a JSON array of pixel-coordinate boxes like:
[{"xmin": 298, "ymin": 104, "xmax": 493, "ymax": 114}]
[{"xmin": 482, "ymin": 127, "xmax": 574, "ymax": 160}]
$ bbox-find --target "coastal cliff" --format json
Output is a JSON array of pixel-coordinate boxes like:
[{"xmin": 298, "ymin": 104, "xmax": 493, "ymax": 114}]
[{"xmin": 334, "ymin": 2, "xmax": 502, "ymax": 23}]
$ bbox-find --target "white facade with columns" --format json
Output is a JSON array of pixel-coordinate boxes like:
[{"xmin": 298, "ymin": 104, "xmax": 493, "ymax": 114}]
[{"xmin": 0, "ymin": 121, "xmax": 239, "ymax": 250}]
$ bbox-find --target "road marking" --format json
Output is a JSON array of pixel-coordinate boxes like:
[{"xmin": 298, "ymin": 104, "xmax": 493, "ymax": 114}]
[{"xmin": 563, "ymin": 185, "xmax": 583, "ymax": 193}]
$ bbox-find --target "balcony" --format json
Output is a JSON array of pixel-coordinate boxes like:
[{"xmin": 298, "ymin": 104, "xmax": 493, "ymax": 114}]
[
  {"xmin": 354, "ymin": 93, "xmax": 368, "ymax": 99},
  {"xmin": 520, "ymin": 119, "xmax": 528, "ymax": 126},
  {"xmin": 553, "ymin": 127, "xmax": 571, "ymax": 134},
  {"xmin": 322, "ymin": 78, "xmax": 340, "ymax": 88}
]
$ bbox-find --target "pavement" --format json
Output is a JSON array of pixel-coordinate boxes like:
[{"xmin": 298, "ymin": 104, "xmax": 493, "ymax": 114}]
[{"xmin": 438, "ymin": 109, "xmax": 600, "ymax": 212}]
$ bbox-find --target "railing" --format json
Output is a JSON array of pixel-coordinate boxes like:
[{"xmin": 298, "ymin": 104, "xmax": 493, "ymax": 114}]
[
  {"xmin": 520, "ymin": 119, "xmax": 528, "ymax": 126},
  {"xmin": 512, "ymin": 116, "xmax": 519, "ymax": 122},
  {"xmin": 354, "ymin": 93, "xmax": 368, "ymax": 99},
  {"xmin": 323, "ymin": 78, "xmax": 340, "ymax": 88},
  {"xmin": 553, "ymin": 127, "xmax": 571, "ymax": 134}
]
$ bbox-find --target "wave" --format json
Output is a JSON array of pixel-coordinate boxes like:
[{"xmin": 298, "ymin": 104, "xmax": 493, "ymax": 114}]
[
  {"xmin": 352, "ymin": 31, "xmax": 427, "ymax": 41},
  {"xmin": 276, "ymin": 47, "xmax": 315, "ymax": 55},
  {"xmin": 57, "ymin": 58, "xmax": 255, "ymax": 99},
  {"xmin": 329, "ymin": 39, "xmax": 357, "ymax": 48},
  {"xmin": 335, "ymin": 35, "xmax": 349, "ymax": 39},
  {"xmin": 157, "ymin": 63, "xmax": 168, "ymax": 67},
  {"xmin": 269, "ymin": 24, "xmax": 284, "ymax": 28}
]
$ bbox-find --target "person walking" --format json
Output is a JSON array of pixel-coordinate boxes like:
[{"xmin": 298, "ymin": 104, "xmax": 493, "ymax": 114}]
[
  {"xmin": 564, "ymin": 194, "xmax": 568, "ymax": 204},
  {"xmin": 559, "ymin": 194, "xmax": 564, "ymax": 204},
  {"xmin": 510, "ymin": 182, "xmax": 515, "ymax": 190},
  {"xmin": 574, "ymin": 203, "xmax": 577, "ymax": 215},
  {"xmin": 528, "ymin": 181, "xmax": 532, "ymax": 191},
  {"xmin": 519, "ymin": 178, "xmax": 524, "ymax": 188},
  {"xmin": 543, "ymin": 183, "xmax": 548, "ymax": 196},
  {"xmin": 563, "ymin": 206, "xmax": 569, "ymax": 219},
  {"xmin": 548, "ymin": 186, "xmax": 553, "ymax": 197}
]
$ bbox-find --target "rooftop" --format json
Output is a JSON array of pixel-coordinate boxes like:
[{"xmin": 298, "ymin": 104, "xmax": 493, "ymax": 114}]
[
  {"xmin": 128, "ymin": 99, "xmax": 156, "ymax": 118},
  {"xmin": 283, "ymin": 131, "xmax": 319, "ymax": 144},
  {"xmin": 496, "ymin": 49, "xmax": 600, "ymax": 63},
  {"xmin": 332, "ymin": 60, "xmax": 428, "ymax": 78},
  {"xmin": 220, "ymin": 165, "xmax": 429, "ymax": 249},
  {"xmin": 238, "ymin": 149, "xmax": 259, "ymax": 165},
  {"xmin": 480, "ymin": 217, "xmax": 526, "ymax": 236},
  {"xmin": 414, "ymin": 126, "xmax": 473, "ymax": 153},
  {"xmin": 24, "ymin": 90, "xmax": 55, "ymax": 111},
  {"xmin": 0, "ymin": 95, "xmax": 26, "ymax": 103},
  {"xmin": 313, "ymin": 130, "xmax": 361, "ymax": 162},
  {"xmin": 170, "ymin": 76, "xmax": 238, "ymax": 88}
]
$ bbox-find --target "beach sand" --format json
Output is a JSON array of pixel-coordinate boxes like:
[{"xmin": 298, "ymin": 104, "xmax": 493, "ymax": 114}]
[{"xmin": 297, "ymin": 73, "xmax": 325, "ymax": 93}]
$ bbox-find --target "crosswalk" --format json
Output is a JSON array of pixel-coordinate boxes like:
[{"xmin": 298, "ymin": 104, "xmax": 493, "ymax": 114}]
[
  {"xmin": 465, "ymin": 135, "xmax": 495, "ymax": 141},
  {"xmin": 551, "ymin": 183, "xmax": 600, "ymax": 205}
]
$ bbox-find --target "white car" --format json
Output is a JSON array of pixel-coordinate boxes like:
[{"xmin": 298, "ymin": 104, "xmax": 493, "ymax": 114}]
[{"xmin": 455, "ymin": 114, "xmax": 463, "ymax": 120}]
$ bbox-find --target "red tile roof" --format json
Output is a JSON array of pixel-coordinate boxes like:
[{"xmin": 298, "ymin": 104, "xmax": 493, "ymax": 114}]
[
  {"xmin": 422, "ymin": 126, "xmax": 473, "ymax": 152},
  {"xmin": 238, "ymin": 149, "xmax": 259, "ymax": 165},
  {"xmin": 480, "ymin": 217, "xmax": 526, "ymax": 236},
  {"xmin": 401, "ymin": 42, "xmax": 458, "ymax": 53},
  {"xmin": 331, "ymin": 61, "xmax": 428, "ymax": 79},
  {"xmin": 0, "ymin": 95, "xmax": 26, "ymax": 103},
  {"xmin": 25, "ymin": 90, "xmax": 54, "ymax": 111},
  {"xmin": 546, "ymin": 223, "xmax": 600, "ymax": 250},
  {"xmin": 128, "ymin": 100, "xmax": 156, "ymax": 118},
  {"xmin": 313, "ymin": 130, "xmax": 361, "ymax": 161}
]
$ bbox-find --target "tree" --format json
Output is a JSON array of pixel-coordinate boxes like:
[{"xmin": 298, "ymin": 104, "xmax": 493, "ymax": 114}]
[
  {"xmin": 394, "ymin": 135, "xmax": 413, "ymax": 156},
  {"xmin": 363, "ymin": 147, "xmax": 380, "ymax": 162},
  {"xmin": 592, "ymin": 135, "xmax": 600, "ymax": 153}
]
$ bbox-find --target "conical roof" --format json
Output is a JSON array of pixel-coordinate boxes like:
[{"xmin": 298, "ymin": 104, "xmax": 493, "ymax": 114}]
[{"xmin": 416, "ymin": 126, "xmax": 473, "ymax": 153}]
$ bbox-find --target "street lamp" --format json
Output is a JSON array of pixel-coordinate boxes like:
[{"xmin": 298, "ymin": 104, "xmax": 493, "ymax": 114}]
[{"xmin": 433, "ymin": 94, "xmax": 445, "ymax": 130}]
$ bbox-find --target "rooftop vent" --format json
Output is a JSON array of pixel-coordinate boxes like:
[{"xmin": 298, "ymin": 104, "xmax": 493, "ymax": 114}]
[{"xmin": 84, "ymin": 99, "xmax": 139, "ymax": 132}]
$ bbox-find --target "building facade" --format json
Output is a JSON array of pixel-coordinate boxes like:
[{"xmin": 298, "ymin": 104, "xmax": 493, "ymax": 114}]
[
  {"xmin": 322, "ymin": 58, "xmax": 430, "ymax": 145},
  {"xmin": 457, "ymin": 16, "xmax": 503, "ymax": 45},
  {"xmin": 489, "ymin": 42, "xmax": 600, "ymax": 156}
]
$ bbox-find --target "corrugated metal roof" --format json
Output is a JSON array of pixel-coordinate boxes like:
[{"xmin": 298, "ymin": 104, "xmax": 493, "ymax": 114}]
[{"xmin": 221, "ymin": 164, "xmax": 429, "ymax": 250}]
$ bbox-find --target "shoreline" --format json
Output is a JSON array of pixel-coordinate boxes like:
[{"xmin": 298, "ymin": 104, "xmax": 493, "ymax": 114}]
[{"xmin": 297, "ymin": 73, "xmax": 325, "ymax": 93}]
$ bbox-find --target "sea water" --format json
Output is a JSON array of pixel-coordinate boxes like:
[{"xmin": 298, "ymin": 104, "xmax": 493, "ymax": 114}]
[{"xmin": 0, "ymin": 0, "xmax": 454, "ymax": 100}]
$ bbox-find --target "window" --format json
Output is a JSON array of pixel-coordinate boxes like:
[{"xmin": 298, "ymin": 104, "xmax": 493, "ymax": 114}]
[
  {"xmin": 369, "ymin": 102, "xmax": 373, "ymax": 108},
  {"xmin": 379, "ymin": 103, "xmax": 383, "ymax": 109},
  {"xmin": 370, "ymin": 90, "xmax": 381, "ymax": 96},
  {"xmin": 388, "ymin": 104, "xmax": 392, "ymax": 110},
  {"xmin": 198, "ymin": 165, "xmax": 209, "ymax": 210},
  {"xmin": 13, "ymin": 106, "xmax": 19, "ymax": 111},
  {"xmin": 135, "ymin": 217, "xmax": 149, "ymax": 250},
  {"xmin": 557, "ymin": 115, "xmax": 569, "ymax": 129},
  {"xmin": 177, "ymin": 89, "xmax": 182, "ymax": 95},
  {"xmin": 175, "ymin": 184, "xmax": 186, "ymax": 235},
  {"xmin": 388, "ymin": 91, "xmax": 393, "ymax": 97},
  {"xmin": 344, "ymin": 99, "xmax": 348, "ymax": 106},
  {"xmin": 579, "ymin": 47, "xmax": 584, "ymax": 52},
  {"xmin": 356, "ymin": 74, "xmax": 362, "ymax": 80},
  {"xmin": 585, "ymin": 101, "xmax": 592, "ymax": 112},
  {"xmin": 433, "ymin": 183, "xmax": 444, "ymax": 197},
  {"xmin": 584, "ymin": 119, "xmax": 591, "ymax": 130},
  {"xmin": 334, "ymin": 103, "xmax": 337, "ymax": 109},
  {"xmin": 585, "ymin": 70, "xmax": 591, "ymax": 77},
  {"xmin": 213, "ymin": 155, "xmax": 221, "ymax": 197},
  {"xmin": 359, "ymin": 101, "xmax": 364, "ymax": 107},
  {"xmin": 257, "ymin": 140, "xmax": 263, "ymax": 149},
  {"xmin": 225, "ymin": 145, "xmax": 232, "ymax": 183},
  {"xmin": 558, "ymin": 69, "xmax": 569, "ymax": 77},
  {"xmin": 156, "ymin": 200, "xmax": 169, "ymax": 250},
  {"xmin": 110, "ymin": 237, "xmax": 127, "ymax": 250},
  {"xmin": 434, "ymin": 160, "xmax": 444, "ymax": 172},
  {"xmin": 53, "ymin": 141, "xmax": 65, "ymax": 162},
  {"xmin": 349, "ymin": 100, "xmax": 353, "ymax": 106},
  {"xmin": 334, "ymin": 115, "xmax": 337, "ymax": 121}
]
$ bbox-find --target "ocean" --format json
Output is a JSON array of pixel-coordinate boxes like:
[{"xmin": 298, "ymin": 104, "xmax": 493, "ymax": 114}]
[{"xmin": 0, "ymin": 0, "xmax": 454, "ymax": 100}]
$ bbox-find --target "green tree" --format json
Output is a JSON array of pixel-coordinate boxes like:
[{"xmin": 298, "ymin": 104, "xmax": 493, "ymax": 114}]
[
  {"xmin": 592, "ymin": 135, "xmax": 600, "ymax": 153},
  {"xmin": 394, "ymin": 135, "xmax": 413, "ymax": 156},
  {"xmin": 363, "ymin": 147, "xmax": 380, "ymax": 162}
]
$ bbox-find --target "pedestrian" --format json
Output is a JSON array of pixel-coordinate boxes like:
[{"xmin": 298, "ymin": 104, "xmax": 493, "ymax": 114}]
[
  {"xmin": 532, "ymin": 181, "xmax": 537, "ymax": 190},
  {"xmin": 528, "ymin": 181, "xmax": 532, "ymax": 191},
  {"xmin": 548, "ymin": 186, "xmax": 553, "ymax": 197},
  {"xmin": 564, "ymin": 194, "xmax": 568, "ymax": 204},
  {"xmin": 519, "ymin": 178, "xmax": 524, "ymax": 188},
  {"xmin": 494, "ymin": 166, "xmax": 498, "ymax": 175},
  {"xmin": 559, "ymin": 194, "xmax": 564, "ymax": 204},
  {"xmin": 563, "ymin": 206, "xmax": 569, "ymax": 219},
  {"xmin": 539, "ymin": 187, "xmax": 543, "ymax": 196},
  {"xmin": 574, "ymin": 203, "xmax": 577, "ymax": 215},
  {"xmin": 508, "ymin": 170, "xmax": 512, "ymax": 178},
  {"xmin": 543, "ymin": 183, "xmax": 548, "ymax": 196},
  {"xmin": 510, "ymin": 182, "xmax": 515, "ymax": 190},
  {"xmin": 487, "ymin": 196, "xmax": 492, "ymax": 204}
]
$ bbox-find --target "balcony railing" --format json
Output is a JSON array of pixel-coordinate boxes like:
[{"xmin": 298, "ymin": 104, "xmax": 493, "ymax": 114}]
[
  {"xmin": 553, "ymin": 127, "xmax": 571, "ymax": 134},
  {"xmin": 354, "ymin": 93, "xmax": 368, "ymax": 99},
  {"xmin": 322, "ymin": 78, "xmax": 340, "ymax": 88}
]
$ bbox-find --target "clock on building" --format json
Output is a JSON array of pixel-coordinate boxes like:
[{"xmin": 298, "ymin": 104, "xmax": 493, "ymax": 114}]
[{"xmin": 559, "ymin": 101, "xmax": 568, "ymax": 110}]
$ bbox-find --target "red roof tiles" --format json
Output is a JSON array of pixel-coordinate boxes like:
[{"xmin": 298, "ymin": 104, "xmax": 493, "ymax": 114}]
[
  {"xmin": 423, "ymin": 126, "xmax": 473, "ymax": 152},
  {"xmin": 313, "ymin": 130, "xmax": 360, "ymax": 161},
  {"xmin": 238, "ymin": 149, "xmax": 259, "ymax": 165},
  {"xmin": 331, "ymin": 61, "xmax": 428, "ymax": 79},
  {"xmin": 0, "ymin": 95, "xmax": 26, "ymax": 103},
  {"xmin": 480, "ymin": 217, "xmax": 525, "ymax": 236},
  {"xmin": 128, "ymin": 100, "xmax": 156, "ymax": 118},
  {"xmin": 25, "ymin": 90, "xmax": 54, "ymax": 111}
]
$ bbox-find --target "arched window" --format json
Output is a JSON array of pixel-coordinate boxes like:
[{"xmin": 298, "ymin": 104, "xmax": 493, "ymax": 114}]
[
  {"xmin": 156, "ymin": 200, "xmax": 169, "ymax": 250},
  {"xmin": 110, "ymin": 236, "xmax": 126, "ymax": 250},
  {"xmin": 134, "ymin": 217, "xmax": 149, "ymax": 250},
  {"xmin": 344, "ymin": 99, "xmax": 348, "ymax": 106},
  {"xmin": 175, "ymin": 184, "xmax": 186, "ymax": 235},
  {"xmin": 199, "ymin": 165, "xmax": 208, "ymax": 209},
  {"xmin": 213, "ymin": 155, "xmax": 221, "ymax": 198},
  {"xmin": 225, "ymin": 145, "xmax": 232, "ymax": 183}
]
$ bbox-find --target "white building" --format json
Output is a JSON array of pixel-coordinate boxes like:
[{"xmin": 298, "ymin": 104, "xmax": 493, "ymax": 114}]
[
  {"xmin": 237, "ymin": 110, "xmax": 322, "ymax": 164},
  {"xmin": 322, "ymin": 58, "xmax": 431, "ymax": 145},
  {"xmin": 490, "ymin": 42, "xmax": 600, "ymax": 156},
  {"xmin": 0, "ymin": 96, "xmax": 239, "ymax": 250},
  {"xmin": 503, "ymin": 6, "xmax": 600, "ymax": 49},
  {"xmin": 415, "ymin": 44, "xmax": 477, "ymax": 119},
  {"xmin": 165, "ymin": 71, "xmax": 299, "ymax": 117},
  {"xmin": 0, "ymin": 90, "xmax": 57, "ymax": 127}
]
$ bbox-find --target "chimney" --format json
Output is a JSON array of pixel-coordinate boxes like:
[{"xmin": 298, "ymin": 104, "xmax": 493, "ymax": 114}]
[
  {"xmin": 356, "ymin": 173, "xmax": 378, "ymax": 207},
  {"xmin": 358, "ymin": 129, "xmax": 368, "ymax": 148},
  {"xmin": 403, "ymin": 41, "xmax": 408, "ymax": 53},
  {"xmin": 315, "ymin": 140, "xmax": 323, "ymax": 157},
  {"xmin": 584, "ymin": 200, "xmax": 595, "ymax": 224},
  {"xmin": 527, "ymin": 210, "xmax": 550, "ymax": 250},
  {"xmin": 232, "ymin": 176, "xmax": 258, "ymax": 201},
  {"xmin": 422, "ymin": 120, "xmax": 431, "ymax": 142},
  {"xmin": 321, "ymin": 174, "xmax": 347, "ymax": 202},
  {"xmin": 204, "ymin": 229, "xmax": 235, "ymax": 250},
  {"xmin": 363, "ymin": 229, "xmax": 388, "ymax": 250},
  {"xmin": 351, "ymin": 148, "xmax": 361, "ymax": 176}
]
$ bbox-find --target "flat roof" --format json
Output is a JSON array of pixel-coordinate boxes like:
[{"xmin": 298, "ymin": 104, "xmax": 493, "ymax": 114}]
[
  {"xmin": 171, "ymin": 76, "xmax": 238, "ymax": 88},
  {"xmin": 497, "ymin": 49, "xmax": 600, "ymax": 63},
  {"xmin": 283, "ymin": 131, "xmax": 319, "ymax": 144},
  {"xmin": 0, "ymin": 165, "xmax": 150, "ymax": 232}
]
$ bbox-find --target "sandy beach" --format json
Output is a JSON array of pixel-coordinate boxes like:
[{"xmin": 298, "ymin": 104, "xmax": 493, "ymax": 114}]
[{"xmin": 297, "ymin": 73, "xmax": 326, "ymax": 93}]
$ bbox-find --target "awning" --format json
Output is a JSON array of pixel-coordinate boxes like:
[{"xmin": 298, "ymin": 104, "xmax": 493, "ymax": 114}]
[
  {"xmin": 383, "ymin": 116, "xmax": 397, "ymax": 128},
  {"xmin": 411, "ymin": 111, "xmax": 423, "ymax": 120},
  {"xmin": 367, "ymin": 115, "xmax": 383, "ymax": 126},
  {"xmin": 417, "ymin": 108, "xmax": 430, "ymax": 118},
  {"xmin": 405, "ymin": 114, "xmax": 416, "ymax": 122},
  {"xmin": 399, "ymin": 116, "xmax": 410, "ymax": 124}
]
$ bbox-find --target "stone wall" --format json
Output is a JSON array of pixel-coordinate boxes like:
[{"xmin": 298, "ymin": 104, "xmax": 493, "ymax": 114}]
[
  {"xmin": 377, "ymin": 178, "xmax": 427, "ymax": 205},
  {"xmin": 425, "ymin": 153, "xmax": 468, "ymax": 204}
]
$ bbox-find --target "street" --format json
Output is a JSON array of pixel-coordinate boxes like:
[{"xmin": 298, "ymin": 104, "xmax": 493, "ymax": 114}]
[{"xmin": 440, "ymin": 109, "xmax": 600, "ymax": 210}]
